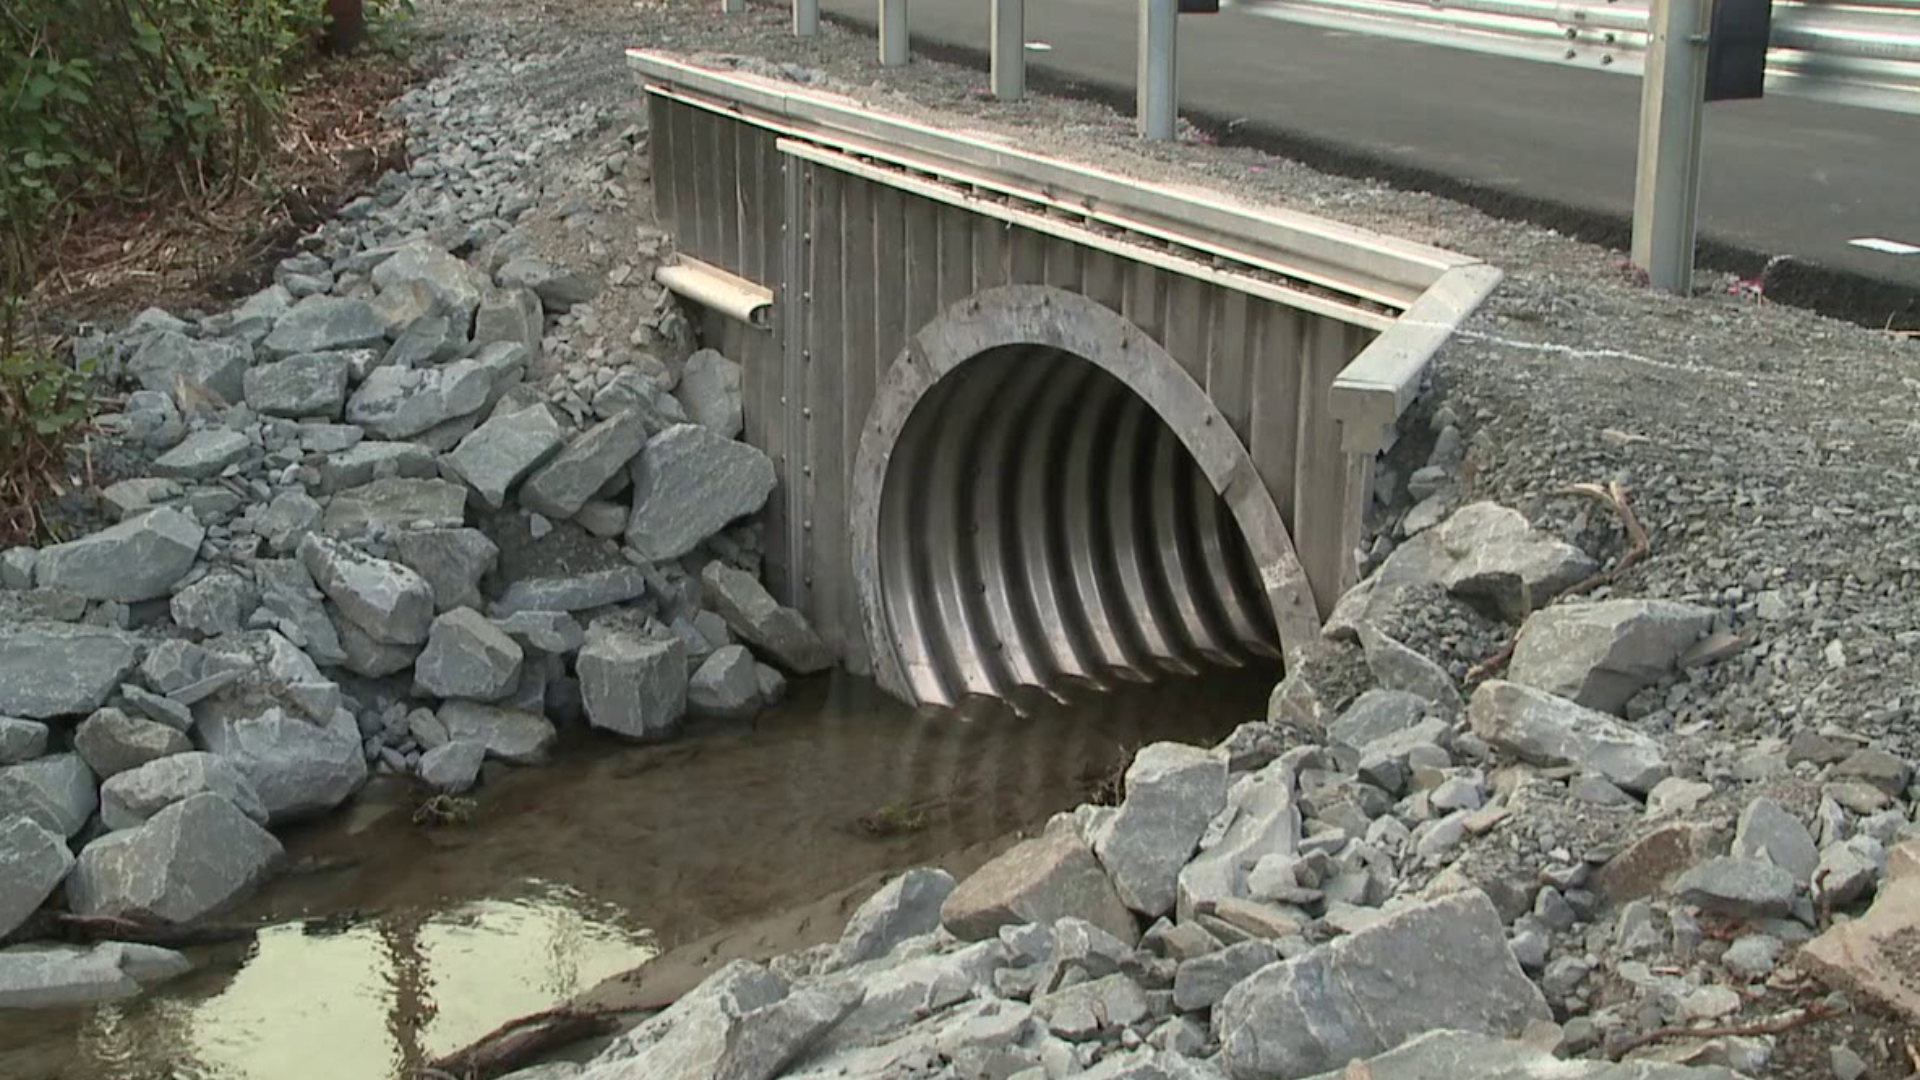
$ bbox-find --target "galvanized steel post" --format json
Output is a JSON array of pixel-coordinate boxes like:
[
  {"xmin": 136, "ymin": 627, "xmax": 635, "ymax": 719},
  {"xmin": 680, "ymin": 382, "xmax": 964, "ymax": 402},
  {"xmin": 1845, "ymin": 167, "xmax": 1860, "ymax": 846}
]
[
  {"xmin": 881, "ymin": 0, "xmax": 910, "ymax": 66},
  {"xmin": 1631, "ymin": 0, "xmax": 1712, "ymax": 292},
  {"xmin": 1137, "ymin": 0, "xmax": 1178, "ymax": 139},
  {"xmin": 992, "ymin": 0, "xmax": 1026, "ymax": 99},
  {"xmin": 795, "ymin": 0, "xmax": 819, "ymax": 35}
]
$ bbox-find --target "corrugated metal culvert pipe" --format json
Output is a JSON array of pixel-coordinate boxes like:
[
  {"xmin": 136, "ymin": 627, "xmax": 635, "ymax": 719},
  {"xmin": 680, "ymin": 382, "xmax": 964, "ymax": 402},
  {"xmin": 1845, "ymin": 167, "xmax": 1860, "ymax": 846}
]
[{"xmin": 871, "ymin": 344, "xmax": 1281, "ymax": 711}]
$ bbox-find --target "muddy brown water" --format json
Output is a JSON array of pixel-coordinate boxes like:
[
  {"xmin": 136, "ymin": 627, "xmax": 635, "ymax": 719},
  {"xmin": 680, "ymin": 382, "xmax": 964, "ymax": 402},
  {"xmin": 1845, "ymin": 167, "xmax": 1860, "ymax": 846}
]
[{"xmin": 0, "ymin": 667, "xmax": 1269, "ymax": 1080}]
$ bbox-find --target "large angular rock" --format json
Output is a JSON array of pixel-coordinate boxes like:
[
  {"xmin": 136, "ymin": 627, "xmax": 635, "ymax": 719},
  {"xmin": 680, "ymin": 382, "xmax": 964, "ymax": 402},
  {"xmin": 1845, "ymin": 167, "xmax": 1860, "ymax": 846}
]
[
  {"xmin": 0, "ymin": 816, "xmax": 74, "ymax": 938},
  {"xmin": 1177, "ymin": 757, "xmax": 1301, "ymax": 918},
  {"xmin": 498, "ymin": 257, "xmax": 597, "ymax": 313},
  {"xmin": 67, "ymin": 792, "xmax": 283, "ymax": 924},
  {"xmin": 1035, "ymin": 972, "xmax": 1150, "ymax": 1040},
  {"xmin": 578, "ymin": 631, "xmax": 687, "ymax": 741},
  {"xmin": 324, "ymin": 476, "xmax": 467, "ymax": 534},
  {"xmin": 75, "ymin": 707, "xmax": 191, "ymax": 779},
  {"xmin": 1670, "ymin": 857, "xmax": 1797, "ymax": 919},
  {"xmin": 390, "ymin": 528, "xmax": 499, "ymax": 613},
  {"xmin": 1174, "ymin": 939, "xmax": 1278, "ymax": 1012},
  {"xmin": 384, "ymin": 312, "xmax": 465, "ymax": 368},
  {"xmin": 577, "ymin": 960, "xmax": 859, "ymax": 1080},
  {"xmin": 1469, "ymin": 680, "xmax": 1669, "ymax": 794},
  {"xmin": 627, "ymin": 425, "xmax": 776, "ymax": 561},
  {"xmin": 1358, "ymin": 626, "xmax": 1462, "ymax": 711},
  {"xmin": 1329, "ymin": 689, "xmax": 1430, "ymax": 749},
  {"xmin": 1432, "ymin": 503, "xmax": 1599, "ymax": 620},
  {"xmin": 1093, "ymin": 743, "xmax": 1229, "ymax": 918},
  {"xmin": 830, "ymin": 868, "xmax": 958, "ymax": 971},
  {"xmin": 1214, "ymin": 890, "xmax": 1551, "ymax": 1079},
  {"xmin": 154, "ymin": 429, "xmax": 251, "ymax": 479},
  {"xmin": 1800, "ymin": 840, "xmax": 1920, "ymax": 1022},
  {"xmin": 128, "ymin": 332, "xmax": 249, "ymax": 402},
  {"xmin": 372, "ymin": 240, "xmax": 485, "ymax": 334},
  {"xmin": 1733, "ymin": 797, "xmax": 1818, "ymax": 885},
  {"xmin": 494, "ymin": 566, "xmax": 650, "ymax": 616},
  {"xmin": 253, "ymin": 559, "xmax": 347, "ymax": 667},
  {"xmin": 1299, "ymin": 1030, "xmax": 1748, "ymax": 1080},
  {"xmin": 263, "ymin": 295, "xmax": 386, "ymax": 359},
  {"xmin": 472, "ymin": 286, "xmax": 544, "ymax": 357},
  {"xmin": 519, "ymin": 411, "xmax": 649, "ymax": 519},
  {"xmin": 34, "ymin": 507, "xmax": 203, "ymax": 603},
  {"xmin": 1508, "ymin": 599, "xmax": 1716, "ymax": 713},
  {"xmin": 336, "ymin": 618, "xmax": 420, "ymax": 678},
  {"xmin": 345, "ymin": 360, "xmax": 491, "ymax": 439},
  {"xmin": 441, "ymin": 405, "xmax": 565, "ymax": 510},
  {"xmin": 169, "ymin": 569, "xmax": 259, "ymax": 637},
  {"xmin": 298, "ymin": 534, "xmax": 435, "ymax": 646},
  {"xmin": 434, "ymin": 701, "xmax": 556, "ymax": 765},
  {"xmin": 675, "ymin": 349, "xmax": 744, "ymax": 439},
  {"xmin": 244, "ymin": 351, "xmax": 352, "ymax": 418},
  {"xmin": 418, "ymin": 740, "xmax": 486, "ymax": 794},
  {"xmin": 0, "ymin": 753, "xmax": 98, "ymax": 837},
  {"xmin": 595, "ymin": 369, "xmax": 688, "ymax": 432},
  {"xmin": 688, "ymin": 645, "xmax": 763, "ymax": 720},
  {"xmin": 99, "ymin": 751, "xmax": 268, "ymax": 830},
  {"xmin": 0, "ymin": 942, "xmax": 193, "ymax": 1009},
  {"xmin": 414, "ymin": 608, "xmax": 523, "ymax": 701},
  {"xmin": 0, "ymin": 716, "xmax": 48, "ymax": 764},
  {"xmin": 196, "ymin": 708, "xmax": 367, "ymax": 822},
  {"xmin": 943, "ymin": 828, "xmax": 1138, "ymax": 944},
  {"xmin": 315, "ymin": 440, "xmax": 437, "ymax": 494},
  {"xmin": 701, "ymin": 562, "xmax": 832, "ymax": 674}
]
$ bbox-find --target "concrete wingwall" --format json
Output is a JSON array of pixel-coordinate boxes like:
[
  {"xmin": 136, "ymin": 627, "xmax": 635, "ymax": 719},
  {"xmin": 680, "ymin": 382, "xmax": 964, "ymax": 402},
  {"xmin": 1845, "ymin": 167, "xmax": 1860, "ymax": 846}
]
[{"xmin": 636, "ymin": 62, "xmax": 1488, "ymax": 706}]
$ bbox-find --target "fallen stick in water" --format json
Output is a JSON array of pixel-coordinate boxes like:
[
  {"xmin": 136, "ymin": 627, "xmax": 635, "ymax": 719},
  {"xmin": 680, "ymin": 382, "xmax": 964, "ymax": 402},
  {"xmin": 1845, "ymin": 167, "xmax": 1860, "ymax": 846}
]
[
  {"xmin": 50, "ymin": 913, "xmax": 263, "ymax": 948},
  {"xmin": 422, "ymin": 1005, "xmax": 621, "ymax": 1080}
]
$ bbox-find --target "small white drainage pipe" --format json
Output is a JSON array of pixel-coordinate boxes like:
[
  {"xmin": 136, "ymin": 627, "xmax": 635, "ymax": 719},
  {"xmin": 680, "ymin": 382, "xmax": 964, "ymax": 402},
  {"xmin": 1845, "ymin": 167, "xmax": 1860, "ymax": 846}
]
[{"xmin": 655, "ymin": 257, "xmax": 774, "ymax": 330}]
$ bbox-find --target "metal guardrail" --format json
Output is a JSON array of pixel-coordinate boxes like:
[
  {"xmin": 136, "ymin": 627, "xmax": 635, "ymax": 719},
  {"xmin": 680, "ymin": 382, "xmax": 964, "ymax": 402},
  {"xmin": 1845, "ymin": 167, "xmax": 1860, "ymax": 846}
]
[{"xmin": 1231, "ymin": 0, "xmax": 1920, "ymax": 114}]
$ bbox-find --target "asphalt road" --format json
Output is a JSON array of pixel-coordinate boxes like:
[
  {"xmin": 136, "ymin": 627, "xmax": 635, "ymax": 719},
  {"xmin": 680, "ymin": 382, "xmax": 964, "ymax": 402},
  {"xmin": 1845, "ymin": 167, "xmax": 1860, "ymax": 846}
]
[{"xmin": 816, "ymin": 0, "xmax": 1920, "ymax": 306}]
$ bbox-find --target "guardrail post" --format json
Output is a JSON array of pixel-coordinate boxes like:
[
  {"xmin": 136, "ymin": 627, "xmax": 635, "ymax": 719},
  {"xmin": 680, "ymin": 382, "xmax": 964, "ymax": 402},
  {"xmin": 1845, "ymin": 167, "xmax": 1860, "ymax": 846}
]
[
  {"xmin": 1138, "ymin": 0, "xmax": 1178, "ymax": 138},
  {"xmin": 1631, "ymin": 0, "xmax": 1712, "ymax": 292},
  {"xmin": 881, "ymin": 0, "xmax": 910, "ymax": 66},
  {"xmin": 992, "ymin": 0, "xmax": 1026, "ymax": 99},
  {"xmin": 795, "ymin": 0, "xmax": 819, "ymax": 35}
]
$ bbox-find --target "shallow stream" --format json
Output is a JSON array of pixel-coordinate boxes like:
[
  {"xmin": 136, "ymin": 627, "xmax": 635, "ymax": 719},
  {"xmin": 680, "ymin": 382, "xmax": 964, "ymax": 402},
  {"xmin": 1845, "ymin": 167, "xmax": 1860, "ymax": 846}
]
[{"xmin": 0, "ymin": 668, "xmax": 1267, "ymax": 1080}]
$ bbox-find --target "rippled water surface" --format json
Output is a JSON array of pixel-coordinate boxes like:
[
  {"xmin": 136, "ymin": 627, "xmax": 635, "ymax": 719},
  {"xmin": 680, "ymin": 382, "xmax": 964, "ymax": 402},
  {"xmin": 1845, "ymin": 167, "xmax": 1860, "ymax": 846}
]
[{"xmin": 0, "ymin": 668, "xmax": 1269, "ymax": 1080}]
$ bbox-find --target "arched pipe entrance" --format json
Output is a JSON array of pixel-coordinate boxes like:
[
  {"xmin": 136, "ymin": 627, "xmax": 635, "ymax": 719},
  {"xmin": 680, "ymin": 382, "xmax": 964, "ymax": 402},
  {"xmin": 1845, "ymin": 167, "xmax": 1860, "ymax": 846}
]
[{"xmin": 852, "ymin": 286, "xmax": 1323, "ymax": 709}]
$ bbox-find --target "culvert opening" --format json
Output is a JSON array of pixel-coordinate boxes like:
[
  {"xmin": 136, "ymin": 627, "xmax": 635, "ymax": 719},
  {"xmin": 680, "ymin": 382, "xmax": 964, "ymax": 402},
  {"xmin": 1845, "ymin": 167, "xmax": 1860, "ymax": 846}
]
[{"xmin": 876, "ymin": 344, "xmax": 1282, "ymax": 710}]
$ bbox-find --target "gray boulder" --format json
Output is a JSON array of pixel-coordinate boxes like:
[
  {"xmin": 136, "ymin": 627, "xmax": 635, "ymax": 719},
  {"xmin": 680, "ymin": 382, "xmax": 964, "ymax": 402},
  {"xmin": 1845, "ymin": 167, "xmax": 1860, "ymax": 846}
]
[
  {"xmin": 128, "ymin": 332, "xmax": 249, "ymax": 402},
  {"xmin": 34, "ymin": 506, "xmax": 204, "ymax": 602},
  {"xmin": 496, "ymin": 611, "xmax": 585, "ymax": 654},
  {"xmin": 1174, "ymin": 939, "xmax": 1277, "ymax": 1012},
  {"xmin": 519, "ymin": 411, "xmax": 649, "ymax": 519},
  {"xmin": 1432, "ymin": 503, "xmax": 1599, "ymax": 620},
  {"xmin": 473, "ymin": 286, "xmax": 543, "ymax": 357},
  {"xmin": 688, "ymin": 645, "xmax": 763, "ymax": 720},
  {"xmin": 1815, "ymin": 837, "xmax": 1886, "ymax": 908},
  {"xmin": 0, "ymin": 942, "xmax": 193, "ymax": 1009},
  {"xmin": 345, "ymin": 361, "xmax": 491, "ymax": 439},
  {"xmin": 417, "ymin": 740, "xmax": 486, "ymax": 794},
  {"xmin": 154, "ymin": 429, "xmax": 251, "ymax": 479},
  {"xmin": 1328, "ymin": 689, "xmax": 1429, "ymax": 750},
  {"xmin": 1035, "ymin": 972, "xmax": 1149, "ymax": 1040},
  {"xmin": 197, "ymin": 708, "xmax": 367, "ymax": 822},
  {"xmin": 829, "ymin": 868, "xmax": 958, "ymax": 971},
  {"xmin": 298, "ymin": 534, "xmax": 435, "ymax": 646},
  {"xmin": 1298, "ymin": 1030, "xmax": 1747, "ymax": 1080},
  {"xmin": 323, "ymin": 476, "xmax": 467, "ymax": 533},
  {"xmin": 371, "ymin": 278, "xmax": 444, "ymax": 336},
  {"xmin": 627, "ymin": 425, "xmax": 776, "ymax": 561},
  {"xmin": 67, "ymin": 792, "xmax": 283, "ymax": 924},
  {"xmin": 253, "ymin": 559, "xmax": 347, "ymax": 667},
  {"xmin": 371, "ymin": 240, "xmax": 485, "ymax": 334},
  {"xmin": 169, "ymin": 570, "xmax": 258, "ymax": 637},
  {"xmin": 0, "ymin": 817, "xmax": 74, "ymax": 938},
  {"xmin": 1093, "ymin": 742, "xmax": 1229, "ymax": 918},
  {"xmin": 75, "ymin": 708, "xmax": 190, "ymax": 779},
  {"xmin": 441, "ymin": 405, "xmax": 565, "ymax": 510},
  {"xmin": 414, "ymin": 608, "xmax": 524, "ymax": 701},
  {"xmin": 942, "ymin": 828, "xmax": 1137, "ymax": 944},
  {"xmin": 675, "ymin": 349, "xmax": 744, "ymax": 439},
  {"xmin": 594, "ymin": 369, "xmax": 687, "ymax": 432},
  {"xmin": 384, "ymin": 313, "xmax": 465, "ymax": 368},
  {"xmin": 494, "ymin": 567, "xmax": 650, "ymax": 616},
  {"xmin": 0, "ymin": 623, "xmax": 141, "ymax": 719},
  {"xmin": 99, "ymin": 752, "xmax": 268, "ymax": 830},
  {"xmin": 701, "ymin": 562, "xmax": 833, "ymax": 674},
  {"xmin": 0, "ymin": 716, "xmax": 48, "ymax": 764},
  {"xmin": 1670, "ymin": 857, "xmax": 1797, "ymax": 919},
  {"xmin": 244, "ymin": 351, "xmax": 352, "ymax": 418},
  {"xmin": 0, "ymin": 753, "xmax": 98, "ymax": 837},
  {"xmin": 1358, "ymin": 626, "xmax": 1462, "ymax": 711},
  {"xmin": 1214, "ymin": 890, "xmax": 1550, "ymax": 1080},
  {"xmin": 391, "ymin": 528, "xmax": 499, "ymax": 613},
  {"xmin": 1733, "ymin": 797, "xmax": 1819, "ymax": 884},
  {"xmin": 497, "ymin": 257, "xmax": 597, "ymax": 313},
  {"xmin": 577, "ymin": 960, "xmax": 860, "ymax": 1080},
  {"xmin": 1468, "ymin": 681, "xmax": 1669, "ymax": 795},
  {"xmin": 1507, "ymin": 599, "xmax": 1716, "ymax": 713},
  {"xmin": 435, "ymin": 701, "xmax": 557, "ymax": 765},
  {"xmin": 578, "ymin": 631, "xmax": 687, "ymax": 741},
  {"xmin": 336, "ymin": 618, "xmax": 420, "ymax": 678},
  {"xmin": 1178, "ymin": 756, "xmax": 1301, "ymax": 918},
  {"xmin": 315, "ymin": 440, "xmax": 437, "ymax": 494},
  {"xmin": 263, "ymin": 295, "xmax": 386, "ymax": 359}
]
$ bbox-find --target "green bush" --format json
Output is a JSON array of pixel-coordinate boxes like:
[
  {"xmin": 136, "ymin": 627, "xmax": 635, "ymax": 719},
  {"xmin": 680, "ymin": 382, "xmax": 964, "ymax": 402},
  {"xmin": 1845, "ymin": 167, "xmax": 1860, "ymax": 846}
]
[{"xmin": 0, "ymin": 347, "xmax": 93, "ymax": 542}]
